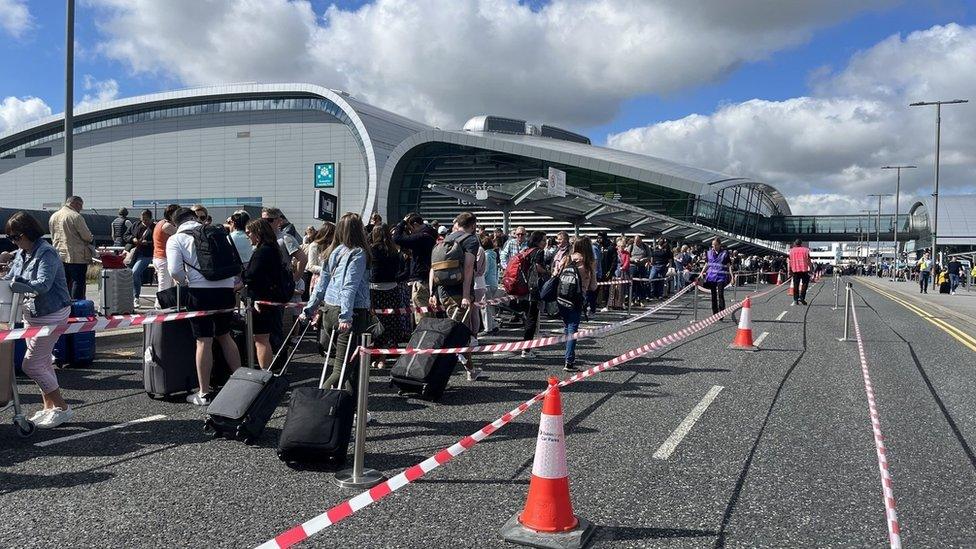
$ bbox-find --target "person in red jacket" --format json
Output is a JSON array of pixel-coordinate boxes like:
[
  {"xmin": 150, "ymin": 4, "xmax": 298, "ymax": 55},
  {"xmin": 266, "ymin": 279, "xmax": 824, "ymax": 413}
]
[{"xmin": 788, "ymin": 239, "xmax": 813, "ymax": 306}]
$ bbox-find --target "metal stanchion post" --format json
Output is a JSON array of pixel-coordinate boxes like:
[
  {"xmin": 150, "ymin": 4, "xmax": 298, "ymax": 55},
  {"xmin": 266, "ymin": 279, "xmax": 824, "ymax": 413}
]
[
  {"xmin": 690, "ymin": 281, "xmax": 699, "ymax": 324},
  {"xmin": 334, "ymin": 333, "xmax": 386, "ymax": 489},
  {"xmin": 244, "ymin": 297, "xmax": 255, "ymax": 368},
  {"xmin": 832, "ymin": 271, "xmax": 840, "ymax": 310},
  {"xmin": 838, "ymin": 283, "xmax": 852, "ymax": 341},
  {"xmin": 732, "ymin": 274, "xmax": 738, "ymax": 303},
  {"xmin": 627, "ymin": 279, "xmax": 633, "ymax": 312},
  {"xmin": 754, "ymin": 271, "xmax": 760, "ymax": 293}
]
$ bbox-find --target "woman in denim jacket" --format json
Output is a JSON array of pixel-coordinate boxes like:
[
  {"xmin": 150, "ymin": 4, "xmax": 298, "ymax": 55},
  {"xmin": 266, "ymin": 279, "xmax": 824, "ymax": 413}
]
[
  {"xmin": 1, "ymin": 212, "xmax": 74, "ymax": 428},
  {"xmin": 300, "ymin": 213, "xmax": 372, "ymax": 397}
]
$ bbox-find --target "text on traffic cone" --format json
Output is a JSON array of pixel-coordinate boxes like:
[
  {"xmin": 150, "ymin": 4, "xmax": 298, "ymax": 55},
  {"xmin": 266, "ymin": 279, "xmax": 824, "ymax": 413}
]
[{"xmin": 518, "ymin": 377, "xmax": 578, "ymax": 533}]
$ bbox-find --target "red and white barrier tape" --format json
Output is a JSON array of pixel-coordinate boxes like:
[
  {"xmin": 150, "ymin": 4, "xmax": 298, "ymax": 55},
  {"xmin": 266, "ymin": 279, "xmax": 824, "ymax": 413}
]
[
  {"xmin": 0, "ymin": 308, "xmax": 238, "ymax": 343},
  {"xmin": 363, "ymin": 283, "xmax": 695, "ymax": 357},
  {"xmin": 851, "ymin": 301, "xmax": 902, "ymax": 548},
  {"xmin": 254, "ymin": 294, "xmax": 517, "ymax": 315},
  {"xmin": 257, "ymin": 281, "xmax": 786, "ymax": 549}
]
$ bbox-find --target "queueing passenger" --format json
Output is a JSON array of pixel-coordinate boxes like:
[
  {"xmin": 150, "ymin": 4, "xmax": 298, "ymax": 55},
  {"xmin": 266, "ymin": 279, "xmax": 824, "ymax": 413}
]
[
  {"xmin": 697, "ymin": 237, "xmax": 733, "ymax": 316},
  {"xmin": 480, "ymin": 236, "xmax": 500, "ymax": 335},
  {"xmin": 787, "ymin": 239, "xmax": 813, "ymax": 306},
  {"xmin": 227, "ymin": 211, "xmax": 253, "ymax": 266},
  {"xmin": 152, "ymin": 203, "xmax": 180, "ymax": 300},
  {"xmin": 305, "ymin": 222, "xmax": 335, "ymax": 290},
  {"xmin": 393, "ymin": 213, "xmax": 438, "ymax": 324},
  {"xmin": 520, "ymin": 230, "xmax": 548, "ymax": 358},
  {"xmin": 1, "ymin": 212, "xmax": 74, "ymax": 427},
  {"xmin": 242, "ymin": 219, "xmax": 288, "ymax": 369},
  {"xmin": 500, "ymin": 226, "xmax": 527, "ymax": 269},
  {"xmin": 917, "ymin": 252, "xmax": 931, "ymax": 293},
  {"xmin": 429, "ymin": 212, "xmax": 487, "ymax": 381},
  {"xmin": 300, "ymin": 213, "xmax": 372, "ymax": 396},
  {"xmin": 650, "ymin": 238, "xmax": 673, "ymax": 300},
  {"xmin": 129, "ymin": 209, "xmax": 155, "ymax": 307},
  {"xmin": 48, "ymin": 195, "xmax": 93, "ymax": 300},
  {"xmin": 629, "ymin": 235, "xmax": 650, "ymax": 305},
  {"xmin": 370, "ymin": 224, "xmax": 410, "ymax": 368},
  {"xmin": 555, "ymin": 237, "xmax": 598, "ymax": 372},
  {"xmin": 166, "ymin": 207, "xmax": 242, "ymax": 405}
]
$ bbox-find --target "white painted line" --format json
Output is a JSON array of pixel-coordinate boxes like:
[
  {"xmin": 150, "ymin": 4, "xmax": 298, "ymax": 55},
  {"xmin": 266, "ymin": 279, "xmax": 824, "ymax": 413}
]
[
  {"xmin": 290, "ymin": 377, "xmax": 319, "ymax": 388},
  {"xmin": 652, "ymin": 386, "xmax": 724, "ymax": 460},
  {"xmin": 753, "ymin": 331, "xmax": 769, "ymax": 347},
  {"xmin": 34, "ymin": 414, "xmax": 167, "ymax": 448},
  {"xmin": 775, "ymin": 311, "xmax": 788, "ymax": 321}
]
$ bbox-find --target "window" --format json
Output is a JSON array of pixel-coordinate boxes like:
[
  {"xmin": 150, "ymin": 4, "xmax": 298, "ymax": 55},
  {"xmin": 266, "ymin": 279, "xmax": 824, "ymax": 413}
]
[
  {"xmin": 237, "ymin": 131, "xmax": 251, "ymax": 138},
  {"xmin": 25, "ymin": 147, "xmax": 52, "ymax": 157}
]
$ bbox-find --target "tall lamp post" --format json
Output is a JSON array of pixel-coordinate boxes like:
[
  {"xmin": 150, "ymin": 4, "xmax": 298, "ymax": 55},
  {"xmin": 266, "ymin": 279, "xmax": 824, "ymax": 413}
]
[
  {"xmin": 861, "ymin": 209, "xmax": 877, "ymax": 271},
  {"xmin": 881, "ymin": 165, "xmax": 916, "ymax": 280},
  {"xmin": 64, "ymin": 0, "xmax": 75, "ymax": 199},
  {"xmin": 868, "ymin": 194, "xmax": 893, "ymax": 273},
  {"xmin": 909, "ymin": 99, "xmax": 969, "ymax": 276}
]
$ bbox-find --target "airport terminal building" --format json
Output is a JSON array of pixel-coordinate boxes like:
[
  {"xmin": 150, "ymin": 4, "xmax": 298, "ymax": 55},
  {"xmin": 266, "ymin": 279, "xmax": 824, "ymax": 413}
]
[{"xmin": 0, "ymin": 83, "xmax": 826, "ymax": 255}]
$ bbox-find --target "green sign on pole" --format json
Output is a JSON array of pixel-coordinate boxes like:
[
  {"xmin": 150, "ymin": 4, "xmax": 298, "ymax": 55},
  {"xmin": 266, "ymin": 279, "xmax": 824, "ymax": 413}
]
[{"xmin": 314, "ymin": 162, "xmax": 337, "ymax": 188}]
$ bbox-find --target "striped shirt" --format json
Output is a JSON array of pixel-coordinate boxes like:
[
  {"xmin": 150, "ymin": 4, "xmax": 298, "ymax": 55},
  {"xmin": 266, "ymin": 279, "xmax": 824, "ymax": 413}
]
[{"xmin": 788, "ymin": 246, "xmax": 813, "ymax": 273}]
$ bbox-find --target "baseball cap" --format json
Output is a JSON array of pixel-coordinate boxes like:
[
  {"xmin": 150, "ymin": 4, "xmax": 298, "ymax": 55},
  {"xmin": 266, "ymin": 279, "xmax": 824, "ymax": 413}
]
[{"xmin": 438, "ymin": 226, "xmax": 449, "ymax": 235}]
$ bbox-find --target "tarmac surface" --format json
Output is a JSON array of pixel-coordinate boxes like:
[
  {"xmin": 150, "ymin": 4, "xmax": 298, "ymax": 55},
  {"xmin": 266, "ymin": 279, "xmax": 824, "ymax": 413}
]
[{"xmin": 2, "ymin": 276, "xmax": 976, "ymax": 548}]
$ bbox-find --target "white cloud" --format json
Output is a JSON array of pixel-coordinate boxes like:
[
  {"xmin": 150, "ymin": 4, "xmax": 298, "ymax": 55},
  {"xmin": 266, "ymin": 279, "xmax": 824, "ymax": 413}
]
[
  {"xmin": 608, "ymin": 24, "xmax": 976, "ymax": 215},
  {"xmin": 76, "ymin": 75, "xmax": 120, "ymax": 110},
  {"xmin": 89, "ymin": 0, "xmax": 892, "ymax": 129},
  {"xmin": 0, "ymin": 0, "xmax": 31, "ymax": 38},
  {"xmin": 0, "ymin": 96, "xmax": 52, "ymax": 134}
]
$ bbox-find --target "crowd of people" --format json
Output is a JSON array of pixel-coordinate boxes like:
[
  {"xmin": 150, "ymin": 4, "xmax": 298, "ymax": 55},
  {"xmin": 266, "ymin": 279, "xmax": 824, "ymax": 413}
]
[{"xmin": 3, "ymin": 197, "xmax": 818, "ymax": 430}]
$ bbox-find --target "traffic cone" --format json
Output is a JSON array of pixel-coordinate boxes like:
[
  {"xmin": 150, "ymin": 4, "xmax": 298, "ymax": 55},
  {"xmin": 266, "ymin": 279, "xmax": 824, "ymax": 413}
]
[
  {"xmin": 730, "ymin": 298, "xmax": 758, "ymax": 351},
  {"xmin": 501, "ymin": 377, "xmax": 594, "ymax": 549}
]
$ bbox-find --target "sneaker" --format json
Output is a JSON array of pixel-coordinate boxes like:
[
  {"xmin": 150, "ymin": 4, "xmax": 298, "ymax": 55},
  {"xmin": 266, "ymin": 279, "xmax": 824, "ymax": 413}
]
[
  {"xmin": 563, "ymin": 363, "xmax": 578, "ymax": 372},
  {"xmin": 791, "ymin": 301, "xmax": 797, "ymax": 306},
  {"xmin": 466, "ymin": 367, "xmax": 488, "ymax": 381},
  {"xmin": 37, "ymin": 407, "xmax": 73, "ymax": 429},
  {"xmin": 521, "ymin": 349, "xmax": 536, "ymax": 359},
  {"xmin": 353, "ymin": 412, "xmax": 375, "ymax": 425},
  {"xmin": 133, "ymin": 298, "xmax": 141, "ymax": 308},
  {"xmin": 28, "ymin": 408, "xmax": 50, "ymax": 423},
  {"xmin": 599, "ymin": 307, "xmax": 609, "ymax": 313},
  {"xmin": 800, "ymin": 300, "xmax": 808, "ymax": 306},
  {"xmin": 951, "ymin": 291, "xmax": 956, "ymax": 295},
  {"xmin": 186, "ymin": 392, "xmax": 211, "ymax": 406}
]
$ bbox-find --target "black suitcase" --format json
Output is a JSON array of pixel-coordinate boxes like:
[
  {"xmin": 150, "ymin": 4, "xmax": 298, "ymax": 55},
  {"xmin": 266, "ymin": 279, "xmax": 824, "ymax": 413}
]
[
  {"xmin": 940, "ymin": 280, "xmax": 951, "ymax": 294},
  {"xmin": 277, "ymin": 329, "xmax": 355, "ymax": 464},
  {"xmin": 390, "ymin": 312, "xmax": 472, "ymax": 401},
  {"xmin": 143, "ymin": 318, "xmax": 197, "ymax": 398},
  {"xmin": 204, "ymin": 319, "xmax": 311, "ymax": 444}
]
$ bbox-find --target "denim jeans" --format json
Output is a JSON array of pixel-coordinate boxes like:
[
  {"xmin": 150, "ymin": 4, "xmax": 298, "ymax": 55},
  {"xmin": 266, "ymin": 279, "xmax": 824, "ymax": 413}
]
[
  {"xmin": 63, "ymin": 262, "xmax": 88, "ymax": 300},
  {"xmin": 131, "ymin": 256, "xmax": 151, "ymax": 300},
  {"xmin": 649, "ymin": 265, "xmax": 666, "ymax": 298},
  {"xmin": 559, "ymin": 306, "xmax": 581, "ymax": 365},
  {"xmin": 629, "ymin": 264, "xmax": 645, "ymax": 300},
  {"xmin": 949, "ymin": 274, "xmax": 960, "ymax": 292}
]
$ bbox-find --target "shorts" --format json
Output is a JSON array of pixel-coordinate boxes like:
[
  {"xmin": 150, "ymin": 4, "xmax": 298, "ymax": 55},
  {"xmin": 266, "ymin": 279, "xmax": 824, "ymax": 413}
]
[
  {"xmin": 186, "ymin": 287, "xmax": 235, "ymax": 339},
  {"xmin": 252, "ymin": 305, "xmax": 283, "ymax": 336}
]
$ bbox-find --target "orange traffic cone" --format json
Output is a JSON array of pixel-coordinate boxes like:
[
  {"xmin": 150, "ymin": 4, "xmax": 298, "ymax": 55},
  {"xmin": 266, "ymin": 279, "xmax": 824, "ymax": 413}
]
[
  {"xmin": 730, "ymin": 297, "xmax": 758, "ymax": 351},
  {"xmin": 501, "ymin": 377, "xmax": 594, "ymax": 549}
]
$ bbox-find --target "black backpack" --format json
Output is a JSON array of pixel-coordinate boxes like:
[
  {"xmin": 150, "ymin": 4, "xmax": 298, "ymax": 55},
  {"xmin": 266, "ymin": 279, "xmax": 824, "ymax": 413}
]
[
  {"xmin": 268, "ymin": 261, "xmax": 297, "ymax": 303},
  {"xmin": 556, "ymin": 264, "xmax": 583, "ymax": 310},
  {"xmin": 189, "ymin": 225, "xmax": 243, "ymax": 281}
]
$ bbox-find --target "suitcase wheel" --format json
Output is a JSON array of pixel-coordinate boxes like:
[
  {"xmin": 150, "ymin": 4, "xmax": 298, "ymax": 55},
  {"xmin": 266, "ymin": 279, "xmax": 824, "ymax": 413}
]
[{"xmin": 203, "ymin": 419, "xmax": 216, "ymax": 436}]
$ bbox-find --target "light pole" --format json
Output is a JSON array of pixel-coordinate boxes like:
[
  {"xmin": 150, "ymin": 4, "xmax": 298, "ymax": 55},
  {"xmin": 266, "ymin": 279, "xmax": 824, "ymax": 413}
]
[
  {"xmin": 64, "ymin": 0, "xmax": 75, "ymax": 199},
  {"xmin": 868, "ymin": 194, "xmax": 892, "ymax": 271},
  {"xmin": 881, "ymin": 165, "xmax": 916, "ymax": 280},
  {"xmin": 861, "ymin": 209, "xmax": 877, "ymax": 272},
  {"xmin": 909, "ymin": 99, "xmax": 969, "ymax": 276}
]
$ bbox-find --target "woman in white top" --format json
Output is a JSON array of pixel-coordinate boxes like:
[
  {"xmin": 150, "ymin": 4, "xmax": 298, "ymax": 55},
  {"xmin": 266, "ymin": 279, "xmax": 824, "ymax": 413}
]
[{"xmin": 303, "ymin": 222, "xmax": 335, "ymax": 301}]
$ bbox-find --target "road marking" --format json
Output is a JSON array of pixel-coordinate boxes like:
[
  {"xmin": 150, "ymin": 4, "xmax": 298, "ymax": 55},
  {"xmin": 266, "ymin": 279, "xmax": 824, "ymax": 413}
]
[
  {"xmin": 290, "ymin": 377, "xmax": 319, "ymax": 388},
  {"xmin": 753, "ymin": 331, "xmax": 769, "ymax": 347},
  {"xmin": 652, "ymin": 385, "xmax": 724, "ymax": 460},
  {"xmin": 34, "ymin": 414, "xmax": 167, "ymax": 448},
  {"xmin": 856, "ymin": 279, "xmax": 976, "ymax": 353},
  {"xmin": 775, "ymin": 311, "xmax": 788, "ymax": 321}
]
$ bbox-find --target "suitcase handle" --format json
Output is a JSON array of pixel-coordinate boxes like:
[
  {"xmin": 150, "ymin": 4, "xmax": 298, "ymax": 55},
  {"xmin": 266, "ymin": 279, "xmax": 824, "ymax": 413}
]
[
  {"xmin": 450, "ymin": 306, "xmax": 471, "ymax": 323},
  {"xmin": 271, "ymin": 318, "xmax": 314, "ymax": 377},
  {"xmin": 318, "ymin": 327, "xmax": 336, "ymax": 389},
  {"xmin": 334, "ymin": 331, "xmax": 355, "ymax": 390}
]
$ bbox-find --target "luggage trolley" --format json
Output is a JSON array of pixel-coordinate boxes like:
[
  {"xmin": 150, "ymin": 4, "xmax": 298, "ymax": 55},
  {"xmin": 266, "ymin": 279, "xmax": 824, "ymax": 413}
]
[{"xmin": 1, "ymin": 284, "xmax": 35, "ymax": 437}]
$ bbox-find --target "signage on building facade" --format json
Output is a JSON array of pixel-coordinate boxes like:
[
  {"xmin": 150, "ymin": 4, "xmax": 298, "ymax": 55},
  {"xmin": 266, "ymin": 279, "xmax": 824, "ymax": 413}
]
[
  {"xmin": 547, "ymin": 167, "xmax": 567, "ymax": 197},
  {"xmin": 314, "ymin": 162, "xmax": 338, "ymax": 188},
  {"xmin": 315, "ymin": 190, "xmax": 338, "ymax": 222}
]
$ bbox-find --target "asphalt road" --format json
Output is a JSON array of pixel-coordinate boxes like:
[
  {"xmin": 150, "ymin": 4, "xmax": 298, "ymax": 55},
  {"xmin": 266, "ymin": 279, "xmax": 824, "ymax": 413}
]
[{"xmin": 2, "ymin": 277, "xmax": 975, "ymax": 548}]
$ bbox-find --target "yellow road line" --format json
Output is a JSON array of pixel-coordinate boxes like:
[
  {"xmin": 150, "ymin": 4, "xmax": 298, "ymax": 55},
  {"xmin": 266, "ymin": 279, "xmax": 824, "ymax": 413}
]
[{"xmin": 855, "ymin": 278, "xmax": 976, "ymax": 353}]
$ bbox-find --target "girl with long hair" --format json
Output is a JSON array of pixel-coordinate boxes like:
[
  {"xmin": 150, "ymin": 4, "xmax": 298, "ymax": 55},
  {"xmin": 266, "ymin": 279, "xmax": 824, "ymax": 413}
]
[
  {"xmin": 369, "ymin": 224, "xmax": 409, "ymax": 367},
  {"xmin": 243, "ymin": 218, "xmax": 288, "ymax": 368},
  {"xmin": 301, "ymin": 213, "xmax": 372, "ymax": 396}
]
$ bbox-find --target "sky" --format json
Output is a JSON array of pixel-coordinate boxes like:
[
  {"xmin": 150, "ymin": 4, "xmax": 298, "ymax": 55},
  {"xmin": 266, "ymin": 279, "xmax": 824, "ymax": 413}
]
[{"xmin": 0, "ymin": 0, "xmax": 974, "ymax": 215}]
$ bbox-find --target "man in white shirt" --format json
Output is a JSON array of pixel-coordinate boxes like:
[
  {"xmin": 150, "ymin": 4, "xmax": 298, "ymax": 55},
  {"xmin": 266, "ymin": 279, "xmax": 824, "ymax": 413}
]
[
  {"xmin": 500, "ymin": 226, "xmax": 527, "ymax": 269},
  {"xmin": 166, "ymin": 208, "xmax": 242, "ymax": 405}
]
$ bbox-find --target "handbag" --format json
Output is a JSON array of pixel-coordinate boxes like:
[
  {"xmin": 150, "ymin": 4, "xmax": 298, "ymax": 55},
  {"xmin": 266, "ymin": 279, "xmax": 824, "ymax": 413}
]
[{"xmin": 156, "ymin": 284, "xmax": 195, "ymax": 311}]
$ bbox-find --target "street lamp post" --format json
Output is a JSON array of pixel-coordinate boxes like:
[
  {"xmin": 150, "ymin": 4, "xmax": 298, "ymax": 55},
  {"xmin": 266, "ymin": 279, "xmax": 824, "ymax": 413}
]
[
  {"xmin": 861, "ymin": 209, "xmax": 877, "ymax": 273},
  {"xmin": 909, "ymin": 99, "xmax": 969, "ymax": 277},
  {"xmin": 64, "ymin": 0, "xmax": 75, "ymax": 199},
  {"xmin": 881, "ymin": 165, "xmax": 916, "ymax": 280},
  {"xmin": 868, "ymin": 194, "xmax": 892, "ymax": 273}
]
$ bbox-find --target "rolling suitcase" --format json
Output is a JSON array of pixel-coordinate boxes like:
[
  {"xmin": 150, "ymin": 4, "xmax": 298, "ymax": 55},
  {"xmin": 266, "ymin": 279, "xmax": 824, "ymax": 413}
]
[
  {"xmin": 390, "ymin": 310, "xmax": 471, "ymax": 401},
  {"xmin": 53, "ymin": 299, "xmax": 96, "ymax": 368},
  {"xmin": 277, "ymin": 328, "xmax": 355, "ymax": 464},
  {"xmin": 143, "ymin": 318, "xmax": 197, "ymax": 398},
  {"xmin": 205, "ymin": 319, "xmax": 312, "ymax": 444},
  {"xmin": 100, "ymin": 268, "xmax": 135, "ymax": 316}
]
